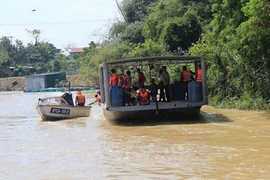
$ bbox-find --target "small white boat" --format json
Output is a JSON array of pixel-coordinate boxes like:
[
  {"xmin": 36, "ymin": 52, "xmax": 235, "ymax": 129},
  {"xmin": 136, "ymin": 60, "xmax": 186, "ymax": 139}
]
[{"xmin": 36, "ymin": 93, "xmax": 91, "ymax": 121}]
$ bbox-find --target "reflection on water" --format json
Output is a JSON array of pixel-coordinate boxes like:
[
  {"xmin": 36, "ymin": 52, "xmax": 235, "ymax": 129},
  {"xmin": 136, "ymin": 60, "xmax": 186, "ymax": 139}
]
[{"xmin": 0, "ymin": 91, "xmax": 270, "ymax": 179}]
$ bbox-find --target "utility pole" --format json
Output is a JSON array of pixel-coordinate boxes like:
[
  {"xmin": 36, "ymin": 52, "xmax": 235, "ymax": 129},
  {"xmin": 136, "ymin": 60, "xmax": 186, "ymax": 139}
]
[{"xmin": 115, "ymin": 0, "xmax": 127, "ymax": 22}]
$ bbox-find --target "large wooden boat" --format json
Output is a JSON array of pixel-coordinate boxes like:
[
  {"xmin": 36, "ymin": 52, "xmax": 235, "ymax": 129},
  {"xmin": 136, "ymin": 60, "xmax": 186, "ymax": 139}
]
[
  {"xmin": 36, "ymin": 93, "xmax": 91, "ymax": 121},
  {"xmin": 99, "ymin": 56, "xmax": 208, "ymax": 123}
]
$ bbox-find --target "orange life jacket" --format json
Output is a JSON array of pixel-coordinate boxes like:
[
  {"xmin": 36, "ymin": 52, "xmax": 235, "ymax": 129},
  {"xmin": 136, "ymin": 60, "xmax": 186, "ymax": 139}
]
[
  {"xmin": 96, "ymin": 94, "xmax": 101, "ymax": 101},
  {"xmin": 183, "ymin": 70, "xmax": 191, "ymax": 82},
  {"xmin": 139, "ymin": 89, "xmax": 149, "ymax": 102},
  {"xmin": 77, "ymin": 94, "xmax": 85, "ymax": 104},
  {"xmin": 110, "ymin": 73, "xmax": 118, "ymax": 86},
  {"xmin": 197, "ymin": 69, "xmax": 202, "ymax": 82}
]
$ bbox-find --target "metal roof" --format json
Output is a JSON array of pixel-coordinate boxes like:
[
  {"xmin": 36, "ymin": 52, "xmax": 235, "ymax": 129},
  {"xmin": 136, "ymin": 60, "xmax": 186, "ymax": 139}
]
[{"xmin": 102, "ymin": 56, "xmax": 204, "ymax": 65}]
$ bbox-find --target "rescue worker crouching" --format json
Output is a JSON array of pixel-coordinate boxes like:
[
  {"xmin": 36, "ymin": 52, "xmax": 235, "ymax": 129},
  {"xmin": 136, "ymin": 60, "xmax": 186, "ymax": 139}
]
[
  {"xmin": 137, "ymin": 86, "xmax": 150, "ymax": 105},
  {"xmin": 95, "ymin": 89, "xmax": 102, "ymax": 106},
  {"xmin": 75, "ymin": 91, "xmax": 86, "ymax": 106}
]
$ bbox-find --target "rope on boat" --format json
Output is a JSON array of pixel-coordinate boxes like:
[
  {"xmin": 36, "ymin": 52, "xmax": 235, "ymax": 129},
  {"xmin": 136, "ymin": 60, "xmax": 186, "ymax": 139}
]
[
  {"xmin": 155, "ymin": 100, "xmax": 159, "ymax": 121},
  {"xmin": 164, "ymin": 112, "xmax": 170, "ymax": 121},
  {"xmin": 143, "ymin": 113, "xmax": 149, "ymax": 121}
]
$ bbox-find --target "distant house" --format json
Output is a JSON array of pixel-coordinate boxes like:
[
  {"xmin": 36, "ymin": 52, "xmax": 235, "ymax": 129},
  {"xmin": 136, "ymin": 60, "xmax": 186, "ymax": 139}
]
[
  {"xmin": 69, "ymin": 47, "xmax": 84, "ymax": 58},
  {"xmin": 25, "ymin": 72, "xmax": 66, "ymax": 91},
  {"xmin": 23, "ymin": 66, "xmax": 36, "ymax": 74}
]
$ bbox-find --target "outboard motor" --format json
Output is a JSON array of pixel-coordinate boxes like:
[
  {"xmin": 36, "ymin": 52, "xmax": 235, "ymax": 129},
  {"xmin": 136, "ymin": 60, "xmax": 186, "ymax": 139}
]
[{"xmin": 61, "ymin": 93, "xmax": 74, "ymax": 106}]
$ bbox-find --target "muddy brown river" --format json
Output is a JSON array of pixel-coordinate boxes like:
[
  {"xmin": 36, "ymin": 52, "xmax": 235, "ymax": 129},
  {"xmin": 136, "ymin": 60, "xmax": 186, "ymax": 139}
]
[{"xmin": 0, "ymin": 91, "xmax": 269, "ymax": 179}]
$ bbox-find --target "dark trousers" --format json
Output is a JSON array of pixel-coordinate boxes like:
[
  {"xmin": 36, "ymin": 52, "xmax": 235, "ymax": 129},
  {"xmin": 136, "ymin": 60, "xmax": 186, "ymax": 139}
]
[
  {"xmin": 123, "ymin": 88, "xmax": 131, "ymax": 104},
  {"xmin": 183, "ymin": 81, "xmax": 190, "ymax": 100}
]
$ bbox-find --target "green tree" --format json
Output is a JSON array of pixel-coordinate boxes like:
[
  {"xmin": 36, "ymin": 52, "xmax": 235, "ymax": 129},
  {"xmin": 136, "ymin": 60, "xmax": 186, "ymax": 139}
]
[
  {"xmin": 26, "ymin": 42, "xmax": 60, "ymax": 68},
  {"xmin": 79, "ymin": 40, "xmax": 134, "ymax": 85},
  {"xmin": 121, "ymin": 0, "xmax": 158, "ymax": 23},
  {"xmin": 13, "ymin": 40, "xmax": 27, "ymax": 65},
  {"xmin": 0, "ymin": 37, "xmax": 16, "ymax": 66},
  {"xmin": 0, "ymin": 51, "xmax": 10, "ymax": 69},
  {"xmin": 26, "ymin": 29, "xmax": 41, "ymax": 45},
  {"xmin": 143, "ymin": 0, "xmax": 208, "ymax": 52},
  {"xmin": 237, "ymin": 0, "xmax": 270, "ymax": 101},
  {"xmin": 190, "ymin": 0, "xmax": 270, "ymax": 109}
]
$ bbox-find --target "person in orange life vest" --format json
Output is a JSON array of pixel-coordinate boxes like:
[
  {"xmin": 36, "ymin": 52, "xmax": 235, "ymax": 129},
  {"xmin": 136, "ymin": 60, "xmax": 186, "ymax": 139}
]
[
  {"xmin": 109, "ymin": 68, "xmax": 118, "ymax": 86},
  {"xmin": 181, "ymin": 66, "xmax": 195, "ymax": 100},
  {"xmin": 138, "ymin": 86, "xmax": 150, "ymax": 105},
  {"xmin": 195, "ymin": 64, "xmax": 203, "ymax": 100},
  {"xmin": 95, "ymin": 89, "xmax": 101, "ymax": 105},
  {"xmin": 118, "ymin": 70, "xmax": 129, "ymax": 105},
  {"xmin": 118, "ymin": 71, "xmax": 128, "ymax": 87},
  {"xmin": 75, "ymin": 91, "xmax": 86, "ymax": 106},
  {"xmin": 136, "ymin": 68, "xmax": 146, "ymax": 87},
  {"xmin": 196, "ymin": 64, "xmax": 202, "ymax": 82}
]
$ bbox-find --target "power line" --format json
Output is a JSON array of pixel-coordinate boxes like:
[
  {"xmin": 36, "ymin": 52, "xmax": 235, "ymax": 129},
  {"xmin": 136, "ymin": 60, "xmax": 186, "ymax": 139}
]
[{"xmin": 0, "ymin": 19, "xmax": 113, "ymax": 27}]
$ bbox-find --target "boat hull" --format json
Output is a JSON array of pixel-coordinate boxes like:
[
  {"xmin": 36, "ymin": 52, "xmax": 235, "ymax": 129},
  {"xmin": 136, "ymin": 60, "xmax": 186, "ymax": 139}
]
[
  {"xmin": 103, "ymin": 101, "xmax": 202, "ymax": 124},
  {"xmin": 36, "ymin": 105, "xmax": 91, "ymax": 121}
]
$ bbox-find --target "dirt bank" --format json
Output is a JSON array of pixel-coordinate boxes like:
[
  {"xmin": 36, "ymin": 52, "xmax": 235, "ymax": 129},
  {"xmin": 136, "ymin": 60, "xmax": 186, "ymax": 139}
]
[{"xmin": 0, "ymin": 75, "xmax": 90, "ymax": 91}]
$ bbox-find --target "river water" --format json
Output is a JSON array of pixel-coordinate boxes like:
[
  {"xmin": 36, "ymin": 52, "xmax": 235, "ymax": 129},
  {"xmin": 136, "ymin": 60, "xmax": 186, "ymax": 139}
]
[{"xmin": 0, "ymin": 91, "xmax": 269, "ymax": 179}]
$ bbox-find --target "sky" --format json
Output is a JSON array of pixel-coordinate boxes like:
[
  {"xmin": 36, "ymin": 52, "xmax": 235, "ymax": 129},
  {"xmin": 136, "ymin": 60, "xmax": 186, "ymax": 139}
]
[{"xmin": 0, "ymin": 0, "xmax": 123, "ymax": 50}]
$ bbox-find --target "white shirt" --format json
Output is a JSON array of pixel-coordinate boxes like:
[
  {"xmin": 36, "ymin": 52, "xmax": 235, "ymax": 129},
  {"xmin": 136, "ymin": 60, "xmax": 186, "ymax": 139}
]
[{"xmin": 163, "ymin": 70, "xmax": 170, "ymax": 85}]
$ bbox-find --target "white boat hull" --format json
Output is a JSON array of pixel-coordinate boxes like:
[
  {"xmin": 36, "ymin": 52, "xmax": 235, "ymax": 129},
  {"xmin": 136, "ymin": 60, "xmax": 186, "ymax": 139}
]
[{"xmin": 37, "ymin": 105, "xmax": 91, "ymax": 121}]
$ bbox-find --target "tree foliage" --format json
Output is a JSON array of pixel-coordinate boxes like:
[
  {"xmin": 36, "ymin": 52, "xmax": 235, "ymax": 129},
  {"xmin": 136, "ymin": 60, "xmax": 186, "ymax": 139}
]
[
  {"xmin": 121, "ymin": 0, "xmax": 158, "ymax": 23},
  {"xmin": 190, "ymin": 0, "xmax": 270, "ymax": 109},
  {"xmin": 143, "ymin": 0, "xmax": 210, "ymax": 51}
]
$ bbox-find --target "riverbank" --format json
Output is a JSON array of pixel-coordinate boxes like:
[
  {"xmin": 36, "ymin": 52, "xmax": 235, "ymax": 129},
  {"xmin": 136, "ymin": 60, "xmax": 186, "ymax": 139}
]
[{"xmin": 0, "ymin": 75, "xmax": 90, "ymax": 91}]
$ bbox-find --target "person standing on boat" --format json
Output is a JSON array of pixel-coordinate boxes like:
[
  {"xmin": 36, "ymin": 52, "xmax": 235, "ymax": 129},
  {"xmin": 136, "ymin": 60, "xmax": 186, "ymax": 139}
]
[
  {"xmin": 158, "ymin": 69, "xmax": 166, "ymax": 102},
  {"xmin": 125, "ymin": 70, "xmax": 132, "ymax": 105},
  {"xmin": 196, "ymin": 64, "xmax": 202, "ymax": 82},
  {"xmin": 149, "ymin": 78, "xmax": 158, "ymax": 102},
  {"xmin": 126, "ymin": 70, "xmax": 132, "ymax": 87},
  {"xmin": 118, "ymin": 70, "xmax": 128, "ymax": 106},
  {"xmin": 162, "ymin": 66, "xmax": 171, "ymax": 102},
  {"xmin": 109, "ymin": 69, "xmax": 119, "ymax": 86},
  {"xmin": 138, "ymin": 86, "xmax": 150, "ymax": 105},
  {"xmin": 136, "ymin": 68, "xmax": 146, "ymax": 88},
  {"xmin": 181, "ymin": 66, "xmax": 195, "ymax": 100},
  {"xmin": 195, "ymin": 64, "xmax": 203, "ymax": 100},
  {"xmin": 75, "ymin": 91, "xmax": 86, "ymax": 106}
]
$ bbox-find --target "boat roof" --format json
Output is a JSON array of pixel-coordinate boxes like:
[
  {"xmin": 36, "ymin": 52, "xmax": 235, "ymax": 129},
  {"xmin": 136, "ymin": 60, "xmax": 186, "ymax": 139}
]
[{"xmin": 102, "ymin": 56, "xmax": 204, "ymax": 65}]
